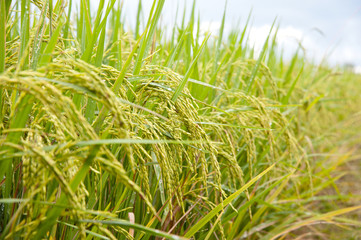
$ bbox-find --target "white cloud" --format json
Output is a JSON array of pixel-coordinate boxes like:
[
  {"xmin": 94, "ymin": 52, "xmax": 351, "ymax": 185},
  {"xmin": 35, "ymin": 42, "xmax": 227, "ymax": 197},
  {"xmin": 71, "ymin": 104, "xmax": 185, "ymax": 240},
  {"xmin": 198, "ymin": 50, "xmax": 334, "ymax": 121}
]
[
  {"xmin": 198, "ymin": 21, "xmax": 232, "ymax": 37},
  {"xmin": 277, "ymin": 26, "xmax": 304, "ymax": 45},
  {"xmin": 88, "ymin": 0, "xmax": 361, "ymax": 68},
  {"xmin": 247, "ymin": 24, "xmax": 273, "ymax": 51},
  {"xmin": 247, "ymin": 25, "xmax": 312, "ymax": 60},
  {"xmin": 199, "ymin": 21, "xmax": 222, "ymax": 35},
  {"xmin": 354, "ymin": 66, "xmax": 361, "ymax": 74}
]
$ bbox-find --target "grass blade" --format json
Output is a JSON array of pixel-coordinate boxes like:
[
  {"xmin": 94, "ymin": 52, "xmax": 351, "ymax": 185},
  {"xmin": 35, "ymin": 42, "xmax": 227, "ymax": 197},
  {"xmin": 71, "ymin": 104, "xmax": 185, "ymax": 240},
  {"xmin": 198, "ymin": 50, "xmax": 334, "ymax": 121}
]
[
  {"xmin": 245, "ymin": 18, "xmax": 276, "ymax": 94},
  {"xmin": 92, "ymin": 32, "xmax": 145, "ymax": 132},
  {"xmin": 80, "ymin": 219, "xmax": 186, "ymax": 240},
  {"xmin": 135, "ymin": 0, "xmax": 142, "ymax": 39},
  {"xmin": 282, "ymin": 63, "xmax": 304, "ymax": 104},
  {"xmin": 171, "ymin": 34, "xmax": 210, "ymax": 102},
  {"xmin": 0, "ymin": 0, "xmax": 6, "ymax": 73},
  {"xmin": 266, "ymin": 205, "xmax": 361, "ymax": 240},
  {"xmin": 184, "ymin": 164, "xmax": 275, "ymax": 238},
  {"xmin": 38, "ymin": 20, "xmax": 64, "ymax": 66},
  {"xmin": 32, "ymin": 145, "xmax": 102, "ymax": 239},
  {"xmin": 133, "ymin": 0, "xmax": 165, "ymax": 75}
]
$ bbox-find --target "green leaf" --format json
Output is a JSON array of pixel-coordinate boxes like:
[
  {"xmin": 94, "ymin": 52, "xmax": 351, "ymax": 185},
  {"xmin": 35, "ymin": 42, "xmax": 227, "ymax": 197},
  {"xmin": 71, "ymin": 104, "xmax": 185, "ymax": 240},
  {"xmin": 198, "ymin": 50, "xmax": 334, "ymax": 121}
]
[
  {"xmin": 32, "ymin": 145, "xmax": 102, "ymax": 239},
  {"xmin": 245, "ymin": 18, "xmax": 276, "ymax": 94},
  {"xmin": 184, "ymin": 164, "xmax": 275, "ymax": 238},
  {"xmin": 38, "ymin": 20, "xmax": 64, "ymax": 66},
  {"xmin": 133, "ymin": 0, "xmax": 165, "ymax": 75},
  {"xmin": 57, "ymin": 221, "xmax": 110, "ymax": 240},
  {"xmin": 0, "ymin": 0, "xmax": 6, "ymax": 73},
  {"xmin": 171, "ymin": 34, "xmax": 210, "ymax": 102},
  {"xmin": 264, "ymin": 205, "xmax": 361, "ymax": 240},
  {"xmin": 79, "ymin": 219, "xmax": 186, "ymax": 240}
]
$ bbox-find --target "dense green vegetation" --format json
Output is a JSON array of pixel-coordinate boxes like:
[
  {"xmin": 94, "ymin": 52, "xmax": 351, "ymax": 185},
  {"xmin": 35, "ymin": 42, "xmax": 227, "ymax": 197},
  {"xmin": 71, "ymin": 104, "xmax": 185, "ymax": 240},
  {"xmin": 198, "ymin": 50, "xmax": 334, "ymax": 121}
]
[{"xmin": 1, "ymin": 0, "xmax": 360, "ymax": 239}]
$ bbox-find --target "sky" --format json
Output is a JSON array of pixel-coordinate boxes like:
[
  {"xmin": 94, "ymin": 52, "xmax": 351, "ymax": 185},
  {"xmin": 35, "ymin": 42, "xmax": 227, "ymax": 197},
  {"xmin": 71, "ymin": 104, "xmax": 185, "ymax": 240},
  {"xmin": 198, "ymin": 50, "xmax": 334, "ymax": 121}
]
[{"xmin": 92, "ymin": 0, "xmax": 361, "ymax": 72}]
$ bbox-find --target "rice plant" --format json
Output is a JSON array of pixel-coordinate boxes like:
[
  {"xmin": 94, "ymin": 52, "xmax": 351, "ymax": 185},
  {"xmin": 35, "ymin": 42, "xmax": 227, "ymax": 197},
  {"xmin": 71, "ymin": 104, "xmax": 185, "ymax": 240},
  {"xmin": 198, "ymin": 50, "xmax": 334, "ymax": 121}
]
[{"xmin": 0, "ymin": 0, "xmax": 360, "ymax": 239}]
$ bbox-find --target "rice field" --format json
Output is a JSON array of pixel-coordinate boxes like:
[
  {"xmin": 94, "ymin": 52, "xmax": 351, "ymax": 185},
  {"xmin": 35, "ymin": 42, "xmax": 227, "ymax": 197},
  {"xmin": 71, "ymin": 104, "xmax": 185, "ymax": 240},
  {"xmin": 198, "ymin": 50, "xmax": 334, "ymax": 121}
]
[{"xmin": 0, "ymin": 0, "xmax": 361, "ymax": 239}]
